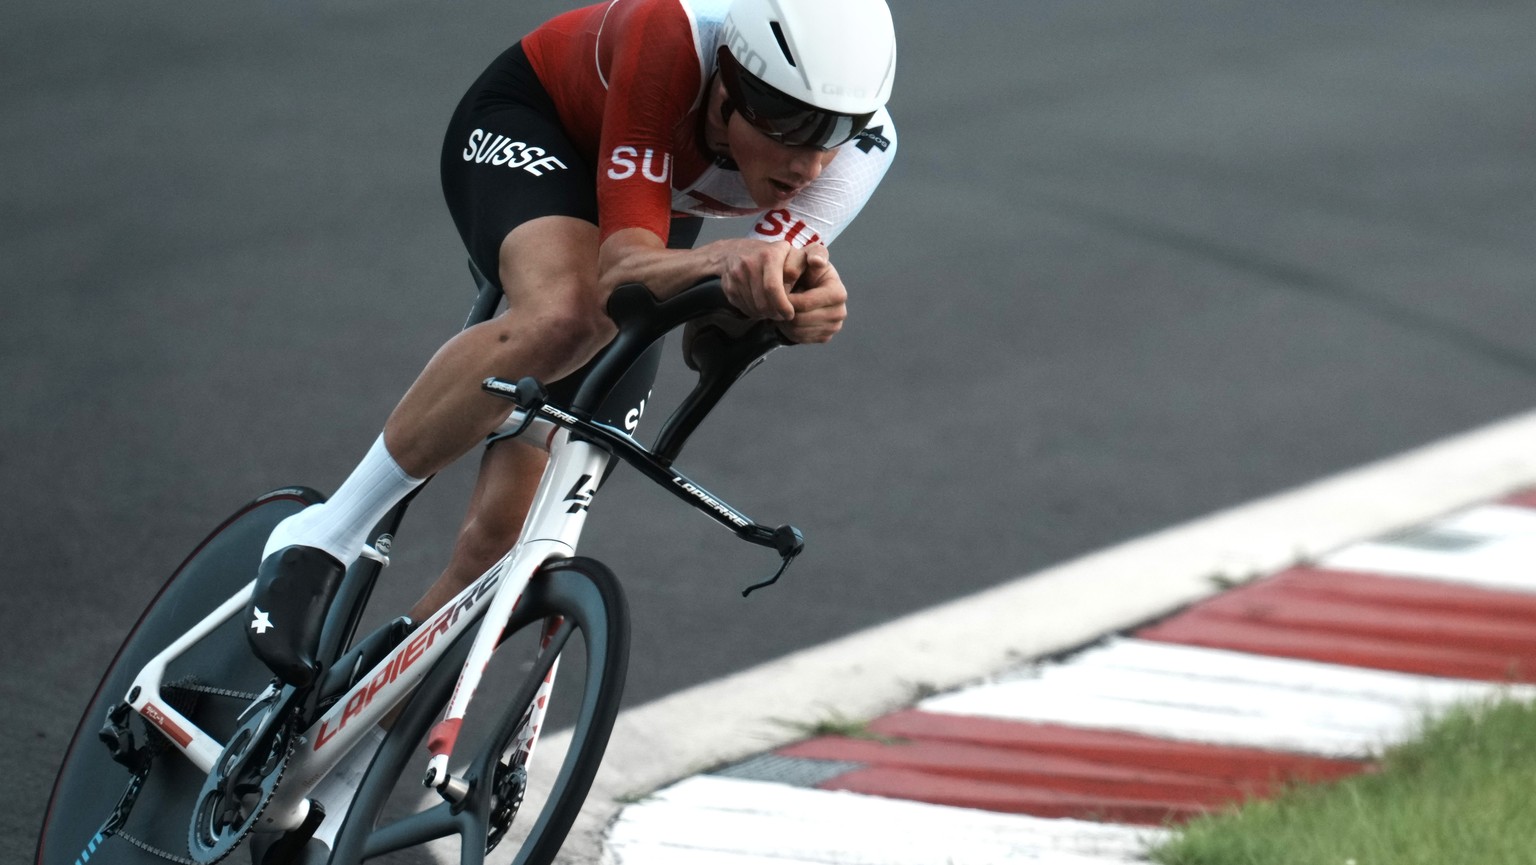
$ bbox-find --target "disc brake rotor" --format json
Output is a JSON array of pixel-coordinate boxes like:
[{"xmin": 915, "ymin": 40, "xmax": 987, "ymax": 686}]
[{"xmin": 486, "ymin": 758, "xmax": 529, "ymax": 854}]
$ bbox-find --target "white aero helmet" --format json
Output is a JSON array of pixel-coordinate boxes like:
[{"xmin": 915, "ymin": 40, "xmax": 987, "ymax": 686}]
[{"xmin": 717, "ymin": 0, "xmax": 896, "ymax": 150}]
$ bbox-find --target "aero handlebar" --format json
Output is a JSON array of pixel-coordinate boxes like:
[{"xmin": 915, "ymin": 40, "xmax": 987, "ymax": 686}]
[{"xmin": 482, "ymin": 279, "xmax": 803, "ymax": 595}]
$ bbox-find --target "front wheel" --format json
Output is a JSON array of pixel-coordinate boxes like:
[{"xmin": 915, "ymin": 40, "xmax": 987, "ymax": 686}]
[{"xmin": 328, "ymin": 557, "xmax": 630, "ymax": 865}]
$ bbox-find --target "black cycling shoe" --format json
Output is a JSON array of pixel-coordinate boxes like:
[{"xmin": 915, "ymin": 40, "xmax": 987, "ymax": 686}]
[{"xmin": 247, "ymin": 545, "xmax": 346, "ymax": 688}]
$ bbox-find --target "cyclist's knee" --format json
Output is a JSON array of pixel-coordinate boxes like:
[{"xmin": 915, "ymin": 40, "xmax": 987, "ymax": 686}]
[
  {"xmin": 491, "ymin": 220, "xmax": 612, "ymax": 377},
  {"xmin": 506, "ymin": 289, "xmax": 615, "ymax": 372},
  {"xmin": 548, "ymin": 290, "xmax": 615, "ymax": 348}
]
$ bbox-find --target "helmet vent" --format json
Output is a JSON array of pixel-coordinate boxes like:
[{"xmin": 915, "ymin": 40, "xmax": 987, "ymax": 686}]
[{"xmin": 768, "ymin": 21, "xmax": 797, "ymax": 67}]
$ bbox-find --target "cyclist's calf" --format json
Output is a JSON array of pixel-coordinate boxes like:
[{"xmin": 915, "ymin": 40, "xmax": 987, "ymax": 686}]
[{"xmin": 407, "ymin": 438, "xmax": 545, "ymax": 624}]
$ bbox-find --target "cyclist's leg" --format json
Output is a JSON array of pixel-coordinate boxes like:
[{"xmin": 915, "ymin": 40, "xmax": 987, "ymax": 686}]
[
  {"xmin": 384, "ymin": 216, "xmax": 607, "ymax": 478},
  {"xmin": 251, "ymin": 221, "xmax": 604, "ymax": 686},
  {"xmin": 407, "ymin": 439, "xmax": 545, "ymax": 624},
  {"xmin": 401, "ymin": 215, "xmax": 701, "ymax": 623},
  {"xmin": 246, "ymin": 41, "xmax": 602, "ymax": 687}
]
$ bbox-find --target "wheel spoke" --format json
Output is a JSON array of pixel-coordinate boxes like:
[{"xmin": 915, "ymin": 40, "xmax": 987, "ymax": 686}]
[
  {"xmin": 454, "ymin": 809, "xmax": 490, "ymax": 865},
  {"xmin": 361, "ymin": 801, "xmax": 459, "ymax": 857},
  {"xmin": 475, "ymin": 618, "xmax": 576, "ymax": 780}
]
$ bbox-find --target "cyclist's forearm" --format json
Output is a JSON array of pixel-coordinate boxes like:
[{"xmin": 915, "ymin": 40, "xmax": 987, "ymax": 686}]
[{"xmin": 597, "ymin": 227, "xmax": 744, "ymax": 299}]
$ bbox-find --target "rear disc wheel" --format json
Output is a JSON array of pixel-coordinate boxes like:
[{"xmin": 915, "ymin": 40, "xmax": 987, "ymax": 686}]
[{"xmin": 33, "ymin": 489, "xmax": 321, "ymax": 865}]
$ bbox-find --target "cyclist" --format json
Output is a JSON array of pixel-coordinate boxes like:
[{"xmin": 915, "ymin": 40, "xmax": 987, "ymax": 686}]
[{"xmin": 246, "ymin": 0, "xmax": 899, "ymax": 687}]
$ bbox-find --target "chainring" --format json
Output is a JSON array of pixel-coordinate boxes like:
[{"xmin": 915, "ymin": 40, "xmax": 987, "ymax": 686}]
[{"xmin": 187, "ymin": 690, "xmax": 295, "ymax": 864}]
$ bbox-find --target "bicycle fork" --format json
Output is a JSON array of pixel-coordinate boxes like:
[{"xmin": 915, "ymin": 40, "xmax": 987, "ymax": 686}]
[
  {"xmin": 427, "ymin": 617, "xmax": 563, "ymax": 803},
  {"xmin": 422, "ymin": 429, "xmax": 605, "ymax": 801}
]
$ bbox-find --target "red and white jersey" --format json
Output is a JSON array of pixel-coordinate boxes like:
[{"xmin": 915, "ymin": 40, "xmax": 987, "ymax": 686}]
[{"xmin": 523, "ymin": 0, "xmax": 896, "ymax": 248}]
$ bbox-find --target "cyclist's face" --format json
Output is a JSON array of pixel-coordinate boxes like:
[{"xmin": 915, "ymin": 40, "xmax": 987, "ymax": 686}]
[{"xmin": 726, "ymin": 111, "xmax": 839, "ymax": 209}]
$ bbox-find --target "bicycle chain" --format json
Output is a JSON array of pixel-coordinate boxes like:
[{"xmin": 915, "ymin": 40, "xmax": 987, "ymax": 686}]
[
  {"xmin": 93, "ymin": 680, "xmax": 288, "ymax": 865},
  {"xmin": 89, "ymin": 765, "xmax": 199, "ymax": 865},
  {"xmin": 137, "ymin": 679, "xmax": 258, "ymax": 755},
  {"xmin": 165, "ymin": 677, "xmax": 262, "ymax": 703},
  {"xmin": 118, "ymin": 830, "xmax": 199, "ymax": 865}
]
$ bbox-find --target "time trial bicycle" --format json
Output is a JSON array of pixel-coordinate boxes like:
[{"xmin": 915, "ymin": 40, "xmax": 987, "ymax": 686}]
[{"xmin": 35, "ymin": 272, "xmax": 803, "ymax": 865}]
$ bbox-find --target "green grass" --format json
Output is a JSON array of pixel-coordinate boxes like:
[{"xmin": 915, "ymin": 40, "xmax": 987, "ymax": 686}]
[
  {"xmin": 1148, "ymin": 697, "xmax": 1536, "ymax": 865},
  {"xmin": 771, "ymin": 709, "xmax": 901, "ymax": 744}
]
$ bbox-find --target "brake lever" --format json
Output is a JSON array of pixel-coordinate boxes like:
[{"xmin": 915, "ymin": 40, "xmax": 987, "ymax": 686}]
[
  {"xmin": 741, "ymin": 524, "xmax": 804, "ymax": 597},
  {"xmin": 741, "ymin": 552, "xmax": 798, "ymax": 597}
]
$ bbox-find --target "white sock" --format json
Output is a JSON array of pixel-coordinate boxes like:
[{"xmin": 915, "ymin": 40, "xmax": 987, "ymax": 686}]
[
  {"xmin": 264, "ymin": 434, "xmax": 424, "ymax": 564},
  {"xmin": 310, "ymin": 724, "xmax": 388, "ymax": 848}
]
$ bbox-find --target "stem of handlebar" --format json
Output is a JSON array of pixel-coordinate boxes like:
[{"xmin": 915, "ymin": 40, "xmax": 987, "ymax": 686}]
[{"xmin": 568, "ymin": 279, "xmax": 734, "ymax": 419}]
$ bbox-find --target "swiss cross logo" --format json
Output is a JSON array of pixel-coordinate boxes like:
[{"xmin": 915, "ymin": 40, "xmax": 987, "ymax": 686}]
[{"xmin": 754, "ymin": 210, "xmax": 821, "ymax": 247}]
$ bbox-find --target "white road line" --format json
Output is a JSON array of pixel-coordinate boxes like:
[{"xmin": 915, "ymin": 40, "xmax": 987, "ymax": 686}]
[
  {"xmin": 1067, "ymin": 638, "xmax": 1534, "ymax": 707},
  {"xmin": 606, "ymin": 776, "xmax": 1165, "ymax": 865},
  {"xmin": 607, "ymin": 642, "xmax": 1536, "ymax": 863},
  {"xmin": 1322, "ymin": 503, "xmax": 1536, "ymax": 591}
]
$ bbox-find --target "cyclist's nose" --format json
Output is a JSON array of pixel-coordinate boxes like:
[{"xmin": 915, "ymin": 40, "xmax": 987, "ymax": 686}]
[{"xmin": 785, "ymin": 148, "xmax": 825, "ymax": 184}]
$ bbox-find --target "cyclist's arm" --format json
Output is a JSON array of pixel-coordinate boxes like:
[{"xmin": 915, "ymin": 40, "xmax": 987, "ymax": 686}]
[
  {"xmin": 598, "ymin": 227, "xmax": 802, "ymax": 321},
  {"xmin": 712, "ymin": 113, "xmax": 895, "ymax": 337},
  {"xmin": 665, "ymin": 240, "xmax": 845, "ymax": 358},
  {"xmin": 598, "ymin": 104, "xmax": 896, "ymax": 331}
]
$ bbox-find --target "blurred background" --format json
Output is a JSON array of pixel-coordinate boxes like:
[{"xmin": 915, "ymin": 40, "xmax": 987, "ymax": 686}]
[{"xmin": 5, "ymin": 0, "xmax": 1534, "ymax": 857}]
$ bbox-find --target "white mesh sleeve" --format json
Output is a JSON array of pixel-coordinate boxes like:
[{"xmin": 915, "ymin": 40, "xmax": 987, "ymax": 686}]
[{"xmin": 746, "ymin": 108, "xmax": 897, "ymax": 248}]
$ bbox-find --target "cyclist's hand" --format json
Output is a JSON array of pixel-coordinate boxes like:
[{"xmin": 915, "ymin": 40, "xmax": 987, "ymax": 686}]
[
  {"xmin": 719, "ymin": 239, "xmax": 799, "ymax": 322},
  {"xmin": 777, "ymin": 245, "xmax": 846, "ymax": 345}
]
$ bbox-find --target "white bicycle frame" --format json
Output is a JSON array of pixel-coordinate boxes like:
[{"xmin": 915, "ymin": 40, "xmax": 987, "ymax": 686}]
[
  {"xmin": 121, "ymin": 408, "xmax": 601, "ymax": 832},
  {"xmin": 113, "ymin": 280, "xmax": 803, "ymax": 851}
]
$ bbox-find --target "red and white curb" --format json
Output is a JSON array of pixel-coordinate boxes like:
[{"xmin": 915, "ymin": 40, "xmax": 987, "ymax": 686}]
[{"xmin": 602, "ymin": 493, "xmax": 1536, "ymax": 864}]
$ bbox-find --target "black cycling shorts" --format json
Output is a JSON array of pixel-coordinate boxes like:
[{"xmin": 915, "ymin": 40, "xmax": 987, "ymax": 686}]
[
  {"xmin": 441, "ymin": 42, "xmax": 702, "ymax": 432},
  {"xmin": 440, "ymin": 41, "xmax": 702, "ymax": 282}
]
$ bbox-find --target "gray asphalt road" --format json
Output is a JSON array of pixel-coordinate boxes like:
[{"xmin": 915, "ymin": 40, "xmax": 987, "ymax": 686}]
[{"xmin": 7, "ymin": 0, "xmax": 1535, "ymax": 859}]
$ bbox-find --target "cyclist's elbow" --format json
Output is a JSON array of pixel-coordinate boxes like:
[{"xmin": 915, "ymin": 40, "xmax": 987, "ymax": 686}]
[{"xmin": 596, "ymin": 227, "xmax": 675, "ymax": 297}]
